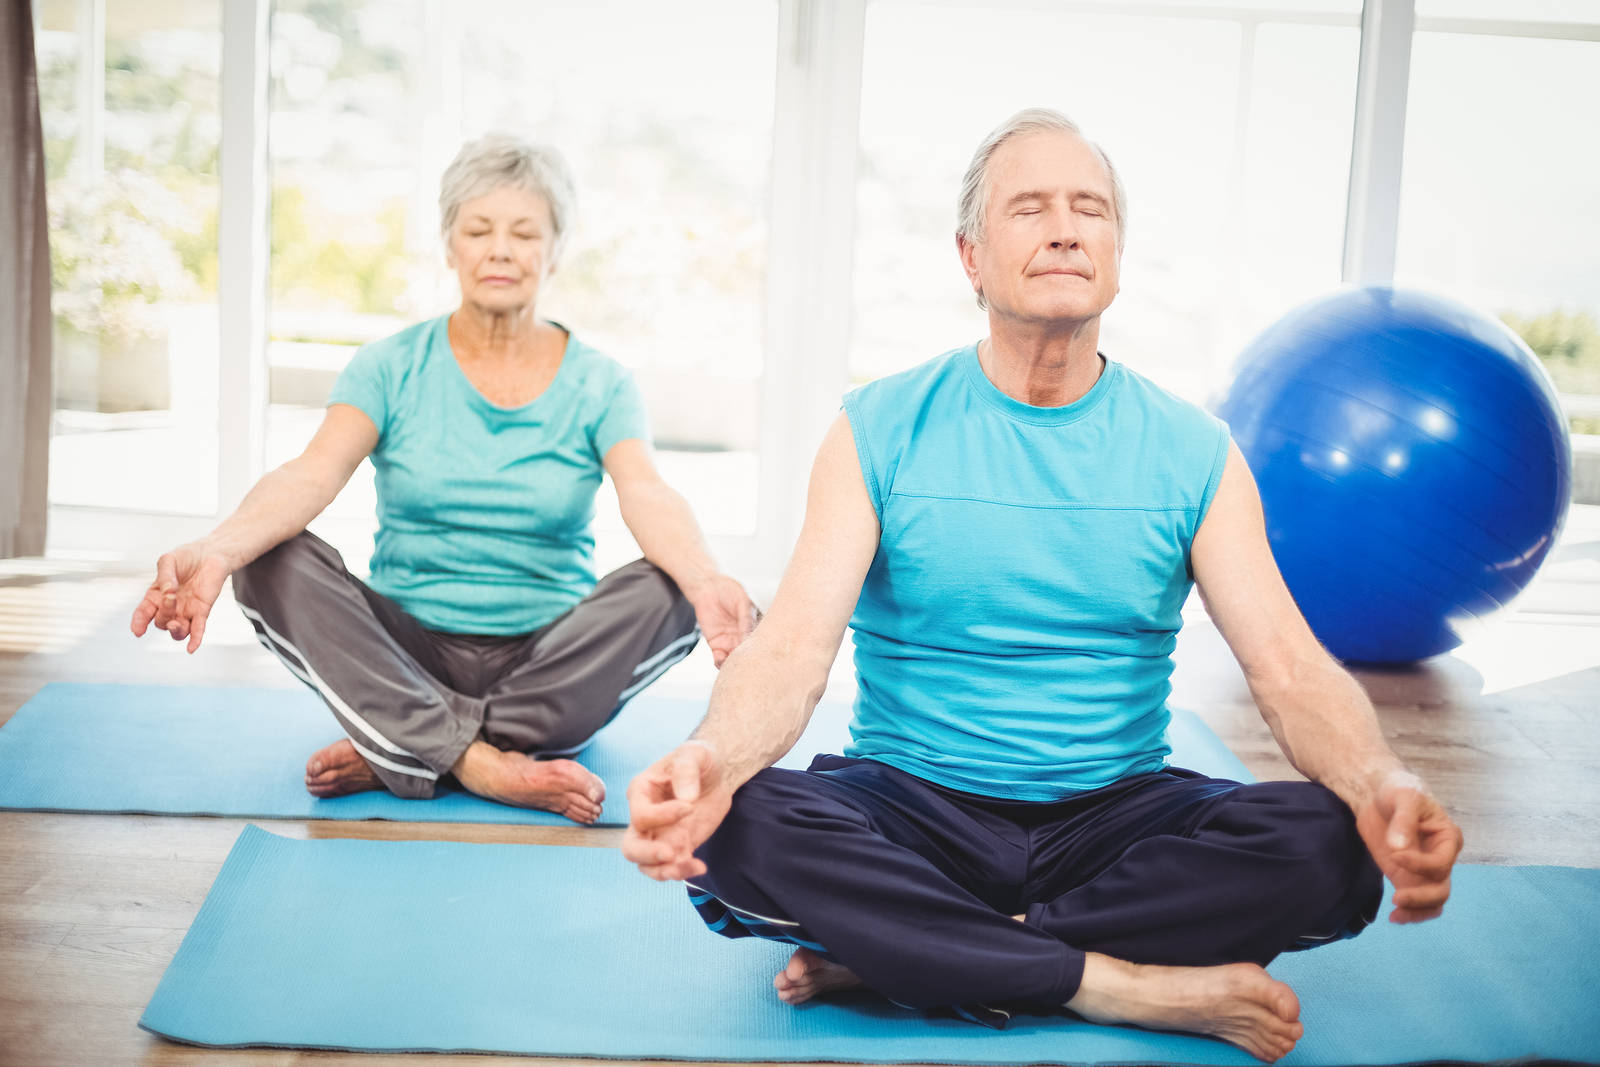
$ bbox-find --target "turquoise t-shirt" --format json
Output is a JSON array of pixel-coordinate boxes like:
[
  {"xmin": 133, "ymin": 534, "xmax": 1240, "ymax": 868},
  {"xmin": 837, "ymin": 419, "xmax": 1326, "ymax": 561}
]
[
  {"xmin": 842, "ymin": 344, "xmax": 1230, "ymax": 800},
  {"xmin": 328, "ymin": 314, "xmax": 649, "ymax": 635}
]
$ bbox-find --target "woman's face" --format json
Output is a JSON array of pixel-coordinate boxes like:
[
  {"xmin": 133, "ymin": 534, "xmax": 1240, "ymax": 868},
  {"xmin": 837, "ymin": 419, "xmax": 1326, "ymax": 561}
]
[{"xmin": 446, "ymin": 185, "xmax": 557, "ymax": 314}]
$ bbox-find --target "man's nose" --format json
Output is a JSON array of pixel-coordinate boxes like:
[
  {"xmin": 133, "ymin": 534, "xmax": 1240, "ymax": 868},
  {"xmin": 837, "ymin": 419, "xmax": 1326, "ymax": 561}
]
[{"xmin": 1047, "ymin": 212, "xmax": 1081, "ymax": 251}]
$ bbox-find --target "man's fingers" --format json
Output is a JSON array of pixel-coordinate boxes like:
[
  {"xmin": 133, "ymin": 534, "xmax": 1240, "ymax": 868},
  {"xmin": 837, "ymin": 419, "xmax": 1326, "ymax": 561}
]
[
  {"xmin": 1390, "ymin": 903, "xmax": 1445, "ymax": 924},
  {"xmin": 671, "ymin": 748, "xmax": 705, "ymax": 804},
  {"xmin": 1388, "ymin": 843, "xmax": 1456, "ymax": 879},
  {"xmin": 629, "ymin": 797, "xmax": 692, "ymax": 832},
  {"xmin": 638, "ymin": 857, "xmax": 707, "ymax": 882},
  {"xmin": 1385, "ymin": 788, "xmax": 1422, "ymax": 851},
  {"xmin": 1393, "ymin": 875, "xmax": 1451, "ymax": 908}
]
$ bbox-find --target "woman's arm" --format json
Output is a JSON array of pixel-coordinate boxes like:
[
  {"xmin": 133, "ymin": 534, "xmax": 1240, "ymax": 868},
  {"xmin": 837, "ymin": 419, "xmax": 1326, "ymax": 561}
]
[
  {"xmin": 129, "ymin": 403, "xmax": 379, "ymax": 652},
  {"xmin": 604, "ymin": 438, "xmax": 756, "ymax": 666}
]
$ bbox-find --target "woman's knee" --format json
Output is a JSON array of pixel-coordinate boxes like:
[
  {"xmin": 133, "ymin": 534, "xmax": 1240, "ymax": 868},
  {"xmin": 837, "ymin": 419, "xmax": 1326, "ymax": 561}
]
[
  {"xmin": 604, "ymin": 559, "xmax": 693, "ymax": 619},
  {"xmin": 232, "ymin": 531, "xmax": 339, "ymax": 607}
]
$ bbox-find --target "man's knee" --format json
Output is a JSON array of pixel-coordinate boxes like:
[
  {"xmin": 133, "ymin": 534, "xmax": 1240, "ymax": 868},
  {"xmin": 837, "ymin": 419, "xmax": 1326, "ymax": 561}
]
[
  {"xmin": 697, "ymin": 769, "xmax": 843, "ymax": 884},
  {"xmin": 1252, "ymin": 782, "xmax": 1380, "ymax": 917}
]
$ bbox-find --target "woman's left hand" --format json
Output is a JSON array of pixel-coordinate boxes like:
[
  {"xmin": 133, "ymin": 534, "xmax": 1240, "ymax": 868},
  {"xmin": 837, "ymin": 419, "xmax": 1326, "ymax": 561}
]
[{"xmin": 685, "ymin": 575, "xmax": 760, "ymax": 667}]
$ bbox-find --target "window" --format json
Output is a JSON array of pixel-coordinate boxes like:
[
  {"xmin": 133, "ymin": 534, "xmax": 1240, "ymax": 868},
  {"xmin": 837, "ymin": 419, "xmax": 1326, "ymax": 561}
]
[
  {"xmin": 1395, "ymin": 24, "xmax": 1600, "ymax": 433},
  {"xmin": 851, "ymin": 0, "xmax": 1360, "ymax": 406},
  {"xmin": 38, "ymin": 0, "xmax": 223, "ymax": 515}
]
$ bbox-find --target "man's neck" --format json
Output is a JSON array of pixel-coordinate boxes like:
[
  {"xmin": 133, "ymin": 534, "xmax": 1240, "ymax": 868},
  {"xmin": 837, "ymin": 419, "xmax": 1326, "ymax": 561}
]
[{"xmin": 980, "ymin": 316, "xmax": 1104, "ymax": 408}]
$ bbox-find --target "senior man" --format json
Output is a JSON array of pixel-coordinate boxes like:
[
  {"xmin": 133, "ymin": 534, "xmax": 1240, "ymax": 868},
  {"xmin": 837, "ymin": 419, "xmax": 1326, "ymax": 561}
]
[{"xmin": 622, "ymin": 109, "xmax": 1462, "ymax": 1062}]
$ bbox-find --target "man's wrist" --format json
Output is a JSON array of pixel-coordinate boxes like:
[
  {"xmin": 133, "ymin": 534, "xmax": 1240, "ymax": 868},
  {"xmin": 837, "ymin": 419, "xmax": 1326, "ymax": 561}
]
[{"xmin": 1351, "ymin": 761, "xmax": 1421, "ymax": 811}]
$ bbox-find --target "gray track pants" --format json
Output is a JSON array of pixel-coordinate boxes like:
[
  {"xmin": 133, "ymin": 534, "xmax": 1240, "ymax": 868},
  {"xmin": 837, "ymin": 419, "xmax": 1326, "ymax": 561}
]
[{"xmin": 229, "ymin": 531, "xmax": 700, "ymax": 799}]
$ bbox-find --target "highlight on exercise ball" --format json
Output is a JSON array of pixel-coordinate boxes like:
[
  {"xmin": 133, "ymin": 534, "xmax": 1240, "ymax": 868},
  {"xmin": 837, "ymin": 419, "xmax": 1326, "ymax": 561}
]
[{"xmin": 1213, "ymin": 286, "xmax": 1573, "ymax": 664}]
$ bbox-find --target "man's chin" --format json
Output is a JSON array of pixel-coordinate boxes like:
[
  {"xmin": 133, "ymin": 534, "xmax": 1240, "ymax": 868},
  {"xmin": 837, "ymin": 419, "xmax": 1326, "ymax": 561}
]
[{"xmin": 1001, "ymin": 299, "xmax": 1109, "ymax": 325}]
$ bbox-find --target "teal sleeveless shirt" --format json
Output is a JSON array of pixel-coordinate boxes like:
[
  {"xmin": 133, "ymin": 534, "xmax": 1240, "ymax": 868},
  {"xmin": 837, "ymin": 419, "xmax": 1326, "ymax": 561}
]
[{"xmin": 841, "ymin": 344, "xmax": 1230, "ymax": 800}]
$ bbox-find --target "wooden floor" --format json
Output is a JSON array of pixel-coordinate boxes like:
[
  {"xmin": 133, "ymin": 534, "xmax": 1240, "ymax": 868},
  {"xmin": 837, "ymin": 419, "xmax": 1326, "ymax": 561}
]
[{"xmin": 2, "ymin": 508, "xmax": 1597, "ymax": 1066}]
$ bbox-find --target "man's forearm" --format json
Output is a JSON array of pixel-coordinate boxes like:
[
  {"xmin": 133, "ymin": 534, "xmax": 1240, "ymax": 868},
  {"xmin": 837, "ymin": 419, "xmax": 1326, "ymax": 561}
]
[
  {"xmin": 1248, "ymin": 654, "xmax": 1410, "ymax": 813},
  {"xmin": 688, "ymin": 629, "xmax": 828, "ymax": 794},
  {"xmin": 619, "ymin": 480, "xmax": 721, "ymax": 596}
]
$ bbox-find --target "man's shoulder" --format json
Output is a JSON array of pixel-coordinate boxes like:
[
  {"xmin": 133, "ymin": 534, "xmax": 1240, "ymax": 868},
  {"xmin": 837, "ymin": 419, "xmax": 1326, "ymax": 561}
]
[
  {"xmin": 1113, "ymin": 362, "xmax": 1226, "ymax": 437},
  {"xmin": 847, "ymin": 345, "xmax": 970, "ymax": 411}
]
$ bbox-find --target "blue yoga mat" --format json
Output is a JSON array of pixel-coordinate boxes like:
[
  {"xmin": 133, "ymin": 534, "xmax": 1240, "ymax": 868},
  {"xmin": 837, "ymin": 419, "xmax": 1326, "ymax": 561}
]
[
  {"xmin": 0, "ymin": 683, "xmax": 1251, "ymax": 826},
  {"xmin": 141, "ymin": 825, "xmax": 1600, "ymax": 1063}
]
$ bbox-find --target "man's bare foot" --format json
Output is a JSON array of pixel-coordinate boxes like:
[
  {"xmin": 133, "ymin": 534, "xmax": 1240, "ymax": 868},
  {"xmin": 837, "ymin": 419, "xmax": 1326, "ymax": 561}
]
[
  {"xmin": 1067, "ymin": 953, "xmax": 1303, "ymax": 1063},
  {"xmin": 452, "ymin": 741, "xmax": 605, "ymax": 824},
  {"xmin": 305, "ymin": 738, "xmax": 383, "ymax": 797},
  {"xmin": 774, "ymin": 947, "xmax": 864, "ymax": 1005}
]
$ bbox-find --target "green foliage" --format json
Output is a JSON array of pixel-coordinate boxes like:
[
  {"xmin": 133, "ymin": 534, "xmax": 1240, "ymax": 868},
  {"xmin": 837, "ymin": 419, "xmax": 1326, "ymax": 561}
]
[
  {"xmin": 270, "ymin": 184, "xmax": 411, "ymax": 315},
  {"xmin": 48, "ymin": 171, "xmax": 199, "ymax": 344},
  {"xmin": 1501, "ymin": 309, "xmax": 1600, "ymax": 396}
]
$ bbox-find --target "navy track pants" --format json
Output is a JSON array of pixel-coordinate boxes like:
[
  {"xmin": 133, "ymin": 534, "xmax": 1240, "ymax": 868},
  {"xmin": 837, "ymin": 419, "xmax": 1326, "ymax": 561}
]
[{"xmin": 689, "ymin": 754, "xmax": 1381, "ymax": 1026}]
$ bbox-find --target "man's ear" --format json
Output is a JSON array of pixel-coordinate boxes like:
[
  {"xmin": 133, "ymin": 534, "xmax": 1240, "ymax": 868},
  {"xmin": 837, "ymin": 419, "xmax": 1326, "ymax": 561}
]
[{"xmin": 956, "ymin": 233, "xmax": 982, "ymax": 298}]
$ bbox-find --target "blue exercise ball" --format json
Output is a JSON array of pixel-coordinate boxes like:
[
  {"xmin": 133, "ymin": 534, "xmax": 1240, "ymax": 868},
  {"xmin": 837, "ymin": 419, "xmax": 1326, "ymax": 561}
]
[{"xmin": 1214, "ymin": 286, "xmax": 1572, "ymax": 664}]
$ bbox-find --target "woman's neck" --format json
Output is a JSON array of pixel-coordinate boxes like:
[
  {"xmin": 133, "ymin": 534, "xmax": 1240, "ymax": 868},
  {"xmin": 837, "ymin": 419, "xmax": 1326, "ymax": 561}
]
[{"xmin": 450, "ymin": 300, "xmax": 544, "ymax": 358}]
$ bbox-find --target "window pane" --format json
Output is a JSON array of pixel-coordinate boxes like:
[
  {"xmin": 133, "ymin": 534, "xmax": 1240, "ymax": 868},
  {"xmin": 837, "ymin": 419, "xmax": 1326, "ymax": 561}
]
[
  {"xmin": 1416, "ymin": 0, "xmax": 1600, "ymax": 25},
  {"xmin": 41, "ymin": 0, "xmax": 222, "ymax": 514},
  {"xmin": 1395, "ymin": 31, "xmax": 1600, "ymax": 428},
  {"xmin": 851, "ymin": 2, "xmax": 1358, "ymax": 404},
  {"xmin": 459, "ymin": 0, "xmax": 777, "ymax": 540},
  {"xmin": 265, "ymin": 0, "xmax": 423, "ymax": 546}
]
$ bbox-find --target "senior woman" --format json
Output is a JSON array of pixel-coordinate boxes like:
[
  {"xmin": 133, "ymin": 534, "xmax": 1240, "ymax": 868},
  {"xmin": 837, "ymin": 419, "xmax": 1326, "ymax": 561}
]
[{"xmin": 129, "ymin": 134, "xmax": 755, "ymax": 823}]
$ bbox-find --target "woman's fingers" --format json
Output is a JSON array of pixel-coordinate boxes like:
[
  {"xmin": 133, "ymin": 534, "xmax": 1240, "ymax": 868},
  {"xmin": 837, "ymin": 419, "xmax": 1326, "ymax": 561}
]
[
  {"xmin": 186, "ymin": 603, "xmax": 212, "ymax": 654},
  {"xmin": 130, "ymin": 585, "xmax": 163, "ymax": 635}
]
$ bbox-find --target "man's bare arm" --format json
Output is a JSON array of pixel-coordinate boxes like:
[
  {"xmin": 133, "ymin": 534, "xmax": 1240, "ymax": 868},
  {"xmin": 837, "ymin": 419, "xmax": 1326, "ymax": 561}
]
[
  {"xmin": 1191, "ymin": 442, "xmax": 1463, "ymax": 921},
  {"xmin": 622, "ymin": 413, "xmax": 880, "ymax": 879}
]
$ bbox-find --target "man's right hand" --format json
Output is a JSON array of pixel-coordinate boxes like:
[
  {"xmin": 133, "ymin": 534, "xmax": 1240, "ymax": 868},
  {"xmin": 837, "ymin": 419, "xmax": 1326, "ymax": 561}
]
[
  {"xmin": 622, "ymin": 742, "xmax": 733, "ymax": 881},
  {"xmin": 129, "ymin": 543, "xmax": 232, "ymax": 654}
]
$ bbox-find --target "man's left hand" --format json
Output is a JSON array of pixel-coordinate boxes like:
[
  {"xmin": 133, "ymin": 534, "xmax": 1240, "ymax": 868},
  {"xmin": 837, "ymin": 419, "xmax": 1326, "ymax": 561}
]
[
  {"xmin": 1355, "ymin": 770, "xmax": 1464, "ymax": 924},
  {"xmin": 686, "ymin": 575, "xmax": 759, "ymax": 668}
]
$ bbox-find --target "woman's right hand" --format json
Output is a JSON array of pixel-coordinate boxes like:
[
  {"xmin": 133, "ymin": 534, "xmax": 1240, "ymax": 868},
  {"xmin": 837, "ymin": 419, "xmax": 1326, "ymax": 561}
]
[{"xmin": 129, "ymin": 543, "xmax": 233, "ymax": 654}]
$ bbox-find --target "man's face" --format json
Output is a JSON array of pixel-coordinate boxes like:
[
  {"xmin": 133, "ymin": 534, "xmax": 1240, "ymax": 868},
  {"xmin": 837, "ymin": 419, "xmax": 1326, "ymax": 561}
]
[{"xmin": 959, "ymin": 129, "xmax": 1122, "ymax": 327}]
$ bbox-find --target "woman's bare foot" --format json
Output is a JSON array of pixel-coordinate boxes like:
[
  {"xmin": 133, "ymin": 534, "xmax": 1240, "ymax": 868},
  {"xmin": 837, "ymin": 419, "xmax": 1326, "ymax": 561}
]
[
  {"xmin": 774, "ymin": 947, "xmax": 864, "ymax": 1005},
  {"xmin": 1067, "ymin": 953, "xmax": 1303, "ymax": 1063},
  {"xmin": 452, "ymin": 741, "xmax": 605, "ymax": 824},
  {"xmin": 305, "ymin": 738, "xmax": 383, "ymax": 797}
]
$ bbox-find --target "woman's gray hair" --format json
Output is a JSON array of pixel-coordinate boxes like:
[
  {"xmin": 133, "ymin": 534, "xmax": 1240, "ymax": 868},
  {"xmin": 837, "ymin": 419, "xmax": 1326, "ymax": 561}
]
[
  {"xmin": 955, "ymin": 108, "xmax": 1127, "ymax": 254},
  {"xmin": 438, "ymin": 133, "xmax": 578, "ymax": 262}
]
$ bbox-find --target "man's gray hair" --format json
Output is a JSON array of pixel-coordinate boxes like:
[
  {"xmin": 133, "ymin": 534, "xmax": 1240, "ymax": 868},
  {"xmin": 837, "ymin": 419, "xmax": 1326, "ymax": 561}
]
[
  {"xmin": 438, "ymin": 133, "xmax": 578, "ymax": 262},
  {"xmin": 955, "ymin": 108, "xmax": 1128, "ymax": 254}
]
